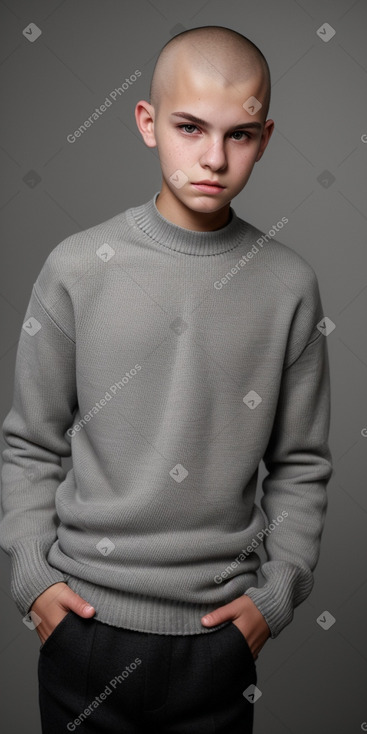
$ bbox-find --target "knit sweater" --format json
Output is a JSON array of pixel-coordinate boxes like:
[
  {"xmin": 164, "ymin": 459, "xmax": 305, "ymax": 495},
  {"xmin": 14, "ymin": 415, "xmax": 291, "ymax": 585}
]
[{"xmin": 0, "ymin": 191, "xmax": 333, "ymax": 638}]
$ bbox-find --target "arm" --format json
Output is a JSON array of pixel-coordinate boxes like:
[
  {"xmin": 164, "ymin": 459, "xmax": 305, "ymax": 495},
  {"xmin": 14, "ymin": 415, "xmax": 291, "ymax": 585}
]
[
  {"xmin": 201, "ymin": 269, "xmax": 333, "ymax": 651},
  {"xmin": 244, "ymin": 275, "xmax": 333, "ymax": 639},
  {"xmin": 0, "ymin": 280, "xmax": 77, "ymax": 618}
]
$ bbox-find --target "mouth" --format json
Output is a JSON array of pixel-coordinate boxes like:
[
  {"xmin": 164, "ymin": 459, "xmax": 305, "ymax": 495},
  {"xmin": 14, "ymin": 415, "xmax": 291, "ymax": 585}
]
[{"xmin": 191, "ymin": 181, "xmax": 225, "ymax": 194}]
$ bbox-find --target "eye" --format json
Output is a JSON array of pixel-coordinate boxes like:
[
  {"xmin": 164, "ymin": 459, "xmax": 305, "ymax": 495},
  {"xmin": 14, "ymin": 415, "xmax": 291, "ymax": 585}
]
[
  {"xmin": 177, "ymin": 124, "xmax": 252, "ymax": 140},
  {"xmin": 231, "ymin": 131, "xmax": 251, "ymax": 141},
  {"xmin": 178, "ymin": 124, "xmax": 199, "ymax": 134}
]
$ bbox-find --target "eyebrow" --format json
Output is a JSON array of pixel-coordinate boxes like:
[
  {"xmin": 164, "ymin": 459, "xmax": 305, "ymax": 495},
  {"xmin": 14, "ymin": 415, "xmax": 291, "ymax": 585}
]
[{"xmin": 170, "ymin": 112, "xmax": 262, "ymax": 130}]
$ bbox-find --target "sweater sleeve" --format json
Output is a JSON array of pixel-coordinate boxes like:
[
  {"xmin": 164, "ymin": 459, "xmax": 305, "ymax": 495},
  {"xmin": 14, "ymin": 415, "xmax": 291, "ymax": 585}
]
[
  {"xmin": 244, "ymin": 270, "xmax": 333, "ymax": 639},
  {"xmin": 0, "ymin": 278, "xmax": 77, "ymax": 617}
]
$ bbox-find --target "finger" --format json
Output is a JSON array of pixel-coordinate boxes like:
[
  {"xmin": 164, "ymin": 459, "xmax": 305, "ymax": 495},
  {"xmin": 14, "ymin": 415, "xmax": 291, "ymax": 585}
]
[{"xmin": 63, "ymin": 591, "xmax": 95, "ymax": 617}]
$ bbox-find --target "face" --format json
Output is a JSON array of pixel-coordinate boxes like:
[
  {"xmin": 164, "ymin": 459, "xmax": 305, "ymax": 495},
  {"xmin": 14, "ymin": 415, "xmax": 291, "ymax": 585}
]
[{"xmin": 135, "ymin": 63, "xmax": 274, "ymax": 229}]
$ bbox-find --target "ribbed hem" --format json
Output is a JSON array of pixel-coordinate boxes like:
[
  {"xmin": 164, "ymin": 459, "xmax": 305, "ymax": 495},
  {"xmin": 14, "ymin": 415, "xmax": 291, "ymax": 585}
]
[
  {"xmin": 244, "ymin": 561, "xmax": 314, "ymax": 639},
  {"xmin": 64, "ymin": 571, "xmax": 258, "ymax": 636},
  {"xmin": 9, "ymin": 540, "xmax": 69, "ymax": 617},
  {"xmin": 127, "ymin": 191, "xmax": 248, "ymax": 257}
]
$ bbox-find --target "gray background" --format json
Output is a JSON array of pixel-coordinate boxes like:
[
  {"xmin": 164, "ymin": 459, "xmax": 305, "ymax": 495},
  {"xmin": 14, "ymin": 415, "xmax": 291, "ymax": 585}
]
[{"xmin": 0, "ymin": 0, "xmax": 366, "ymax": 732}]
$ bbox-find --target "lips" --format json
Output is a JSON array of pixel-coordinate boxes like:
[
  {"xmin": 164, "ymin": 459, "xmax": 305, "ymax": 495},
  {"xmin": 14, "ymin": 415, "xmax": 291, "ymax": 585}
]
[
  {"xmin": 194, "ymin": 181, "xmax": 224, "ymax": 187},
  {"xmin": 191, "ymin": 182, "xmax": 225, "ymax": 194}
]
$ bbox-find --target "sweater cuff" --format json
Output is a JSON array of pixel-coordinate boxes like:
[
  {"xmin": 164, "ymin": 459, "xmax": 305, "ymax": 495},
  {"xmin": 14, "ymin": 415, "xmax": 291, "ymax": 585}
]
[
  {"xmin": 244, "ymin": 560, "xmax": 314, "ymax": 639},
  {"xmin": 8, "ymin": 539, "xmax": 69, "ymax": 617}
]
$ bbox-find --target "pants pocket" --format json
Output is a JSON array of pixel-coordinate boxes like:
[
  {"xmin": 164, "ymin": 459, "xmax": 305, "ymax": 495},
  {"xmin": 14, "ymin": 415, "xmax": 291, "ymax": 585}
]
[
  {"xmin": 39, "ymin": 610, "xmax": 73, "ymax": 653},
  {"xmin": 229, "ymin": 621, "xmax": 257, "ymax": 670}
]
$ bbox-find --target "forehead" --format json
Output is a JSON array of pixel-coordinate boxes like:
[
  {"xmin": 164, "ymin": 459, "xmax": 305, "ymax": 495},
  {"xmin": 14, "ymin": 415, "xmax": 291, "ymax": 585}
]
[{"xmin": 161, "ymin": 63, "xmax": 266, "ymax": 123}]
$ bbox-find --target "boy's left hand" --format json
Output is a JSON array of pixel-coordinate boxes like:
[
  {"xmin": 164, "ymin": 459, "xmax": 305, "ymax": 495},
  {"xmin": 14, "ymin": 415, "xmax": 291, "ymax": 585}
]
[{"xmin": 201, "ymin": 595, "xmax": 271, "ymax": 660}]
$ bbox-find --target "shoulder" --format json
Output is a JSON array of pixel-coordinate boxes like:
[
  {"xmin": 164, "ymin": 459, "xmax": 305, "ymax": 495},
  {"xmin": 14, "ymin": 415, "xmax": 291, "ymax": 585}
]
[
  {"xmin": 242, "ymin": 219, "xmax": 321, "ymax": 304},
  {"xmin": 32, "ymin": 208, "xmax": 132, "ymax": 335},
  {"xmin": 40, "ymin": 209, "xmax": 129, "ymax": 274},
  {"xmin": 34, "ymin": 207, "xmax": 131, "ymax": 296}
]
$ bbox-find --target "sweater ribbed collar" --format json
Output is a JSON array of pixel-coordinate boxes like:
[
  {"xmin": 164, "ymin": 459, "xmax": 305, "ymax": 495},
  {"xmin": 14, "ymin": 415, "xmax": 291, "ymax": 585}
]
[{"xmin": 128, "ymin": 191, "xmax": 247, "ymax": 256}]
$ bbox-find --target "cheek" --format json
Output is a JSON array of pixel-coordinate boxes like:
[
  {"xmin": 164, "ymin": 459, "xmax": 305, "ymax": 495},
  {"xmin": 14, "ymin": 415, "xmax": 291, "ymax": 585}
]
[
  {"xmin": 235, "ymin": 147, "xmax": 259, "ymax": 170},
  {"xmin": 159, "ymin": 135, "xmax": 186, "ymax": 165}
]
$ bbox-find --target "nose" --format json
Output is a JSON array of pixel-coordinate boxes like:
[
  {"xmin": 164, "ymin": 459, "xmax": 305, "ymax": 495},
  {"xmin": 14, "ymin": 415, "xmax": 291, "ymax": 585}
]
[{"xmin": 198, "ymin": 137, "xmax": 227, "ymax": 170}]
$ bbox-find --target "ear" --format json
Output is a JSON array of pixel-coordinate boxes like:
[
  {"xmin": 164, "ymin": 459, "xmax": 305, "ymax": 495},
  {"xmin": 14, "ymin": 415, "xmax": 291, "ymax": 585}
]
[
  {"xmin": 134, "ymin": 101, "xmax": 157, "ymax": 148},
  {"xmin": 255, "ymin": 119, "xmax": 274, "ymax": 163}
]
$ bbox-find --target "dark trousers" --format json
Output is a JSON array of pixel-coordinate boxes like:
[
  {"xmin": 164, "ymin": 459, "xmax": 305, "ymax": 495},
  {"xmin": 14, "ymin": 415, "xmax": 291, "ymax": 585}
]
[{"xmin": 38, "ymin": 609, "xmax": 258, "ymax": 733}]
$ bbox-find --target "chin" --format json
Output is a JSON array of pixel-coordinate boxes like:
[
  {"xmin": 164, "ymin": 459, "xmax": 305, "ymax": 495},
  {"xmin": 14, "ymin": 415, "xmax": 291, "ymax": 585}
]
[{"xmin": 193, "ymin": 198, "xmax": 230, "ymax": 210}]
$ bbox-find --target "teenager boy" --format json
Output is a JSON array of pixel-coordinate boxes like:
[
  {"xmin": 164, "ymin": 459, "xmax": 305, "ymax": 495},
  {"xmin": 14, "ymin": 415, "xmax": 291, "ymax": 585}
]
[{"xmin": 0, "ymin": 25, "xmax": 333, "ymax": 733}]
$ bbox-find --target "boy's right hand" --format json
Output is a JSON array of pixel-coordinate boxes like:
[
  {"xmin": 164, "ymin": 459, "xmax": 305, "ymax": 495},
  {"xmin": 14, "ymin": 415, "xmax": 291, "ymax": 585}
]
[{"xmin": 30, "ymin": 581, "xmax": 95, "ymax": 646}]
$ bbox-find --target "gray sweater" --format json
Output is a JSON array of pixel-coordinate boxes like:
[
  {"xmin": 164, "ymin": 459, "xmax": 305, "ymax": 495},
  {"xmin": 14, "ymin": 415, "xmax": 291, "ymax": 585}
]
[{"xmin": 0, "ymin": 191, "xmax": 333, "ymax": 638}]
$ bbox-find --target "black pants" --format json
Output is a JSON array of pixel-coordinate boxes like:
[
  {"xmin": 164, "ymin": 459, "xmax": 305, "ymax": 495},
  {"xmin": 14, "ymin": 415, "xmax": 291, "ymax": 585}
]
[{"xmin": 38, "ymin": 609, "xmax": 258, "ymax": 733}]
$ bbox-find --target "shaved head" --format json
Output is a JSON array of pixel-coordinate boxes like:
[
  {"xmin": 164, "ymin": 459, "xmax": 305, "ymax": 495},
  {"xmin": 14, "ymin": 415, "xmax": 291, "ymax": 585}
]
[{"xmin": 149, "ymin": 25, "xmax": 271, "ymax": 121}]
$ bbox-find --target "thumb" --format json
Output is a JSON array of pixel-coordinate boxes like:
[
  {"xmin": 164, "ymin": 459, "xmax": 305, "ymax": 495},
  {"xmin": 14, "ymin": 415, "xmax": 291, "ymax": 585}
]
[
  {"xmin": 201, "ymin": 601, "xmax": 234, "ymax": 628},
  {"xmin": 65, "ymin": 590, "xmax": 95, "ymax": 618}
]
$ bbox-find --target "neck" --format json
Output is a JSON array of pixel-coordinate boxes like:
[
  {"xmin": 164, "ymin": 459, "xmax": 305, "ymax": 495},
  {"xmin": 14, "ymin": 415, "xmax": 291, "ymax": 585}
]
[{"xmin": 127, "ymin": 191, "xmax": 247, "ymax": 257}]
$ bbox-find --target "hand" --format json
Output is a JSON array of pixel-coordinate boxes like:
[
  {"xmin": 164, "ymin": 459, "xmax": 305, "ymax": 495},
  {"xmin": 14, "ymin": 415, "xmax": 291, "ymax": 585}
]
[
  {"xmin": 201, "ymin": 594, "xmax": 271, "ymax": 660},
  {"xmin": 30, "ymin": 582, "xmax": 95, "ymax": 646}
]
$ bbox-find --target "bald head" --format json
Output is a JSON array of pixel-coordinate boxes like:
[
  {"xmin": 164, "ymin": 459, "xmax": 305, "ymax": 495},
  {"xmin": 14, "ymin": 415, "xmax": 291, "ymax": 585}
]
[{"xmin": 149, "ymin": 25, "xmax": 271, "ymax": 121}]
